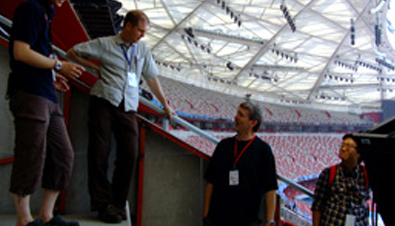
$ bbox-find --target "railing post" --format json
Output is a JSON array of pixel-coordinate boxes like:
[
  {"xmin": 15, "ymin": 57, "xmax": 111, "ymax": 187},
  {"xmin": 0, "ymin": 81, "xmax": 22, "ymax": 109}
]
[
  {"xmin": 137, "ymin": 123, "xmax": 146, "ymax": 226},
  {"xmin": 275, "ymin": 193, "xmax": 282, "ymax": 226},
  {"xmin": 162, "ymin": 118, "xmax": 169, "ymax": 131}
]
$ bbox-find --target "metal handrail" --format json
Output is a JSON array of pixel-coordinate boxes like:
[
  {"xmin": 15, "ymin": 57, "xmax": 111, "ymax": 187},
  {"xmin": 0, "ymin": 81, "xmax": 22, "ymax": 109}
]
[{"xmin": 0, "ymin": 13, "xmax": 314, "ymax": 198}]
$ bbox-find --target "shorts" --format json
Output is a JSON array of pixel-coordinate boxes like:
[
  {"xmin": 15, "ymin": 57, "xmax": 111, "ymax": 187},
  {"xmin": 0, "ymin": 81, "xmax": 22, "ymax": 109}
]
[{"xmin": 9, "ymin": 91, "xmax": 74, "ymax": 196}]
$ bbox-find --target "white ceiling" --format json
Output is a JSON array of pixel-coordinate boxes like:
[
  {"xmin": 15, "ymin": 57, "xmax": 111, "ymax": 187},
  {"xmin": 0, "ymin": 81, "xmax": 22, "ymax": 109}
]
[{"xmin": 116, "ymin": 0, "xmax": 395, "ymax": 113}]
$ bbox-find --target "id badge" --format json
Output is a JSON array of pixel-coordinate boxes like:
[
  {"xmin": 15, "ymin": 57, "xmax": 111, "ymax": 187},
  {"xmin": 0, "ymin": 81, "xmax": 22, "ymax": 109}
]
[
  {"xmin": 51, "ymin": 69, "xmax": 56, "ymax": 81},
  {"xmin": 49, "ymin": 54, "xmax": 56, "ymax": 82},
  {"xmin": 127, "ymin": 72, "xmax": 138, "ymax": 87},
  {"xmin": 229, "ymin": 170, "xmax": 239, "ymax": 186},
  {"xmin": 345, "ymin": 214, "xmax": 356, "ymax": 226}
]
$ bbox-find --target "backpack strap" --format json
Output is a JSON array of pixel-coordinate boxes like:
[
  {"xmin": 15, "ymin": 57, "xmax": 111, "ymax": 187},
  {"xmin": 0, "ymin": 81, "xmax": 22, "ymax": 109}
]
[
  {"xmin": 361, "ymin": 165, "xmax": 369, "ymax": 188},
  {"xmin": 328, "ymin": 164, "xmax": 369, "ymax": 188},
  {"xmin": 328, "ymin": 165, "xmax": 337, "ymax": 187}
]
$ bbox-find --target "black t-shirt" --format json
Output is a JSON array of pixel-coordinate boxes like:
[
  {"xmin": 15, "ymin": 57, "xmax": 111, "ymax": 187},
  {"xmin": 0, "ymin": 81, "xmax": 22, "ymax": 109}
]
[
  {"xmin": 205, "ymin": 136, "xmax": 278, "ymax": 225},
  {"xmin": 7, "ymin": 0, "xmax": 57, "ymax": 103}
]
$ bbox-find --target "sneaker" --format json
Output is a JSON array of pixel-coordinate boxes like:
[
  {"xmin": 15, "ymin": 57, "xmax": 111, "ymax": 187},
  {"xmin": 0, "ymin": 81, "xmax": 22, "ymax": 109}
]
[
  {"xmin": 98, "ymin": 204, "xmax": 122, "ymax": 224},
  {"xmin": 44, "ymin": 215, "xmax": 79, "ymax": 226},
  {"xmin": 27, "ymin": 219, "xmax": 44, "ymax": 226}
]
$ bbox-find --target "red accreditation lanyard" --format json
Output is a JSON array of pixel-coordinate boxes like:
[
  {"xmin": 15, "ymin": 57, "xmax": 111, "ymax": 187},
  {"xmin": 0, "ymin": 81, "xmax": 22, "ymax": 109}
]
[{"xmin": 233, "ymin": 135, "xmax": 256, "ymax": 168}]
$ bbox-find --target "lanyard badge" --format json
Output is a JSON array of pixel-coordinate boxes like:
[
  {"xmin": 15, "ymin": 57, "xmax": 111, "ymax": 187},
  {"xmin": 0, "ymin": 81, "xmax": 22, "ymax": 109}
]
[
  {"xmin": 229, "ymin": 170, "xmax": 239, "ymax": 186},
  {"xmin": 127, "ymin": 72, "xmax": 138, "ymax": 87},
  {"xmin": 345, "ymin": 214, "xmax": 356, "ymax": 226},
  {"xmin": 121, "ymin": 44, "xmax": 138, "ymax": 87},
  {"xmin": 229, "ymin": 136, "xmax": 256, "ymax": 186}
]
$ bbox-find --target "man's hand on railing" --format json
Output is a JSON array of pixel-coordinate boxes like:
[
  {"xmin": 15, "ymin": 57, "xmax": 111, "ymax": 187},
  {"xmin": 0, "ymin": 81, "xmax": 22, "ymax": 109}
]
[{"xmin": 164, "ymin": 105, "xmax": 177, "ymax": 121}]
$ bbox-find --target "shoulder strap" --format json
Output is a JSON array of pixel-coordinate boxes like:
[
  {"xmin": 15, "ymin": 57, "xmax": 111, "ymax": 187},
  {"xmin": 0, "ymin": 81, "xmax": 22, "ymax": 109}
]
[
  {"xmin": 328, "ymin": 165, "xmax": 369, "ymax": 188},
  {"xmin": 328, "ymin": 165, "xmax": 337, "ymax": 187},
  {"xmin": 362, "ymin": 165, "xmax": 369, "ymax": 188}
]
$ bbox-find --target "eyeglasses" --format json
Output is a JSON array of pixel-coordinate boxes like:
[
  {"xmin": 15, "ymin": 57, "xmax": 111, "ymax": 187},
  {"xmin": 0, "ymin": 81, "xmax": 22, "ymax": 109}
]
[{"xmin": 339, "ymin": 143, "xmax": 357, "ymax": 150}]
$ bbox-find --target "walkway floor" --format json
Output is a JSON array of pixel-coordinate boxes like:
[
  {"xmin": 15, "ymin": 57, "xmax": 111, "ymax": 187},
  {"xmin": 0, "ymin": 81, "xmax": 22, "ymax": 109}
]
[{"xmin": 0, "ymin": 214, "xmax": 131, "ymax": 226}]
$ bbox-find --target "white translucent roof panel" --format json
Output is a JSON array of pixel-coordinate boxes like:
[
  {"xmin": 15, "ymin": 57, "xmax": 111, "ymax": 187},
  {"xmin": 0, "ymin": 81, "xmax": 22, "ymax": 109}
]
[{"xmin": 117, "ymin": 0, "xmax": 395, "ymax": 112}]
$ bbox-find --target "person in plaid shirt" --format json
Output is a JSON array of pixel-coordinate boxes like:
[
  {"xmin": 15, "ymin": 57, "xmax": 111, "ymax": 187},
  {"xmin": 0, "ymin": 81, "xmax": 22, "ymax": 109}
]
[{"xmin": 312, "ymin": 134, "xmax": 371, "ymax": 226}]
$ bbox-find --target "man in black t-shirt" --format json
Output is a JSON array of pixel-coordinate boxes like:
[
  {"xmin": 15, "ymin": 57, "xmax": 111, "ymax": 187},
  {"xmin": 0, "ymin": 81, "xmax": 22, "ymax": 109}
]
[{"xmin": 203, "ymin": 102, "xmax": 278, "ymax": 226}]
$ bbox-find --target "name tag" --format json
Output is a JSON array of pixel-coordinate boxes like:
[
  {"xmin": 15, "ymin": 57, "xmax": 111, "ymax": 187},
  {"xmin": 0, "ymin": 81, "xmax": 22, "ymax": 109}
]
[
  {"xmin": 229, "ymin": 170, "xmax": 239, "ymax": 186},
  {"xmin": 52, "ymin": 69, "xmax": 56, "ymax": 81},
  {"xmin": 127, "ymin": 72, "xmax": 138, "ymax": 87},
  {"xmin": 345, "ymin": 214, "xmax": 356, "ymax": 226}
]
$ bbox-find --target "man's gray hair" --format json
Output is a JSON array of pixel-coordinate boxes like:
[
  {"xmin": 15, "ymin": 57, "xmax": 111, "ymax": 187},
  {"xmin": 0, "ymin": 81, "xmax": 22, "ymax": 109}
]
[{"xmin": 239, "ymin": 102, "xmax": 262, "ymax": 132}]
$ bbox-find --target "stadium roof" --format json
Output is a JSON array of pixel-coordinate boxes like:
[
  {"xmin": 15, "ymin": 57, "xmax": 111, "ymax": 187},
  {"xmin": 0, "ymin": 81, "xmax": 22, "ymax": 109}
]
[{"xmin": 90, "ymin": 0, "xmax": 395, "ymax": 113}]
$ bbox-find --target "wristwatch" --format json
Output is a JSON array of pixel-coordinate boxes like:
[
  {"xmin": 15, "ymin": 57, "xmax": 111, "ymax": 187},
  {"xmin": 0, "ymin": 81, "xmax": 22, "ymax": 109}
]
[
  {"xmin": 54, "ymin": 60, "xmax": 62, "ymax": 71},
  {"xmin": 267, "ymin": 220, "xmax": 275, "ymax": 226}
]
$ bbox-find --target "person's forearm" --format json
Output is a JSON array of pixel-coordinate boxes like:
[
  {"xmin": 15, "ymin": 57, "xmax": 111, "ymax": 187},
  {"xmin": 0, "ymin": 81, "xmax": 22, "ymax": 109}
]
[
  {"xmin": 146, "ymin": 77, "xmax": 168, "ymax": 108},
  {"xmin": 66, "ymin": 48, "xmax": 100, "ymax": 73},
  {"xmin": 203, "ymin": 183, "xmax": 213, "ymax": 218},
  {"xmin": 146, "ymin": 77, "xmax": 176, "ymax": 121},
  {"xmin": 14, "ymin": 41, "xmax": 84, "ymax": 79},
  {"xmin": 264, "ymin": 190, "xmax": 277, "ymax": 222},
  {"xmin": 312, "ymin": 210, "xmax": 321, "ymax": 226},
  {"xmin": 13, "ymin": 40, "xmax": 56, "ymax": 69}
]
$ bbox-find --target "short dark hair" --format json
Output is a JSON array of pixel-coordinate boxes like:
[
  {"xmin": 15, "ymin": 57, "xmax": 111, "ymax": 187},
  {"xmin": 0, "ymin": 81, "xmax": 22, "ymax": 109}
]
[
  {"xmin": 342, "ymin": 133, "xmax": 355, "ymax": 142},
  {"xmin": 239, "ymin": 102, "xmax": 262, "ymax": 132},
  {"xmin": 124, "ymin": 10, "xmax": 150, "ymax": 27}
]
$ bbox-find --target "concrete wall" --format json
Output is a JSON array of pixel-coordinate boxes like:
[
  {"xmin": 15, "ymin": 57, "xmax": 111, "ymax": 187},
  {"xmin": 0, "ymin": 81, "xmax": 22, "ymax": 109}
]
[
  {"xmin": 0, "ymin": 43, "xmax": 17, "ymax": 214},
  {"xmin": 0, "ymin": 44, "xmax": 206, "ymax": 226},
  {"xmin": 0, "ymin": 45, "xmax": 13, "ymax": 159},
  {"xmin": 65, "ymin": 87, "xmax": 91, "ymax": 214},
  {"xmin": 142, "ymin": 129, "xmax": 205, "ymax": 226}
]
